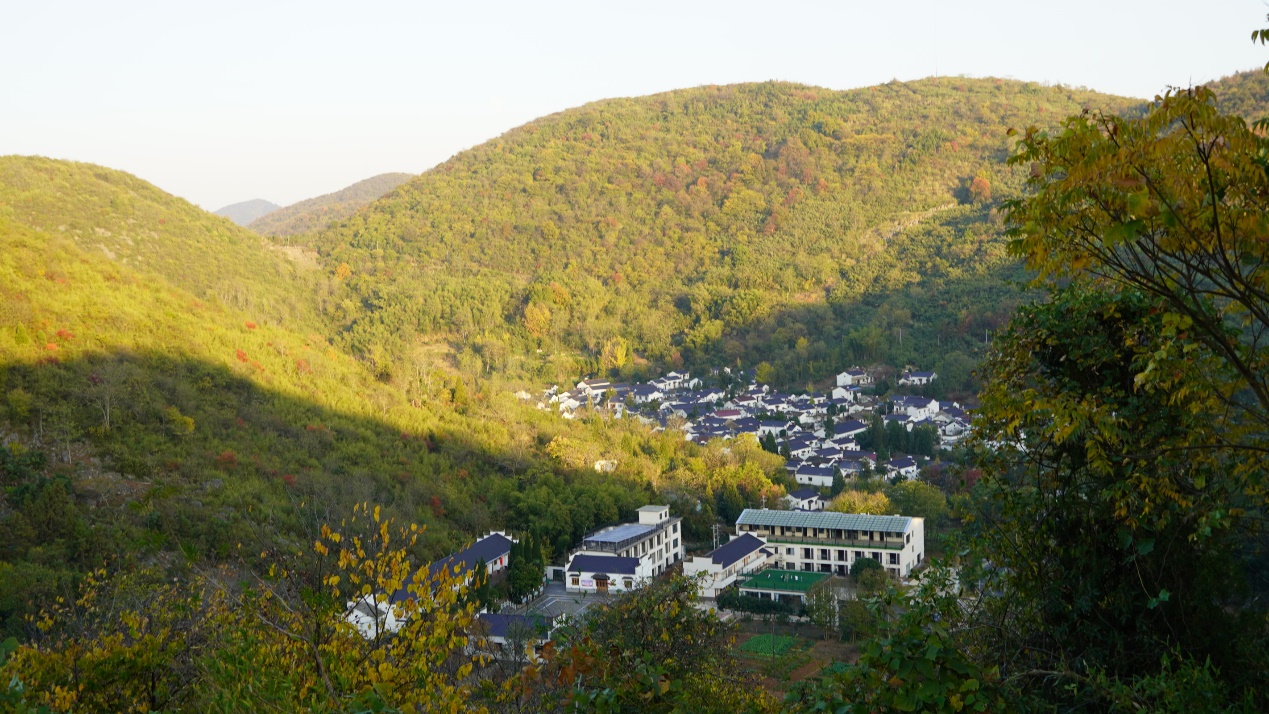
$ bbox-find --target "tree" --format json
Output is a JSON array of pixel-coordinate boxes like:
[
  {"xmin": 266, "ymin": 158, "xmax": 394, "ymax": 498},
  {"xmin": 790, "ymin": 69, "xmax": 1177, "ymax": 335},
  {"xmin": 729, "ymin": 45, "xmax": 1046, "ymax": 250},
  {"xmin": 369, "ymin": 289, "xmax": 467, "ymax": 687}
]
[
  {"xmin": 828, "ymin": 490, "xmax": 891, "ymax": 515},
  {"xmin": 505, "ymin": 535, "xmax": 543, "ymax": 602},
  {"xmin": 884, "ymin": 480, "xmax": 946, "ymax": 528},
  {"xmin": 804, "ymin": 580, "xmax": 844, "ymax": 641},
  {"xmin": 491, "ymin": 575, "xmax": 776, "ymax": 713}
]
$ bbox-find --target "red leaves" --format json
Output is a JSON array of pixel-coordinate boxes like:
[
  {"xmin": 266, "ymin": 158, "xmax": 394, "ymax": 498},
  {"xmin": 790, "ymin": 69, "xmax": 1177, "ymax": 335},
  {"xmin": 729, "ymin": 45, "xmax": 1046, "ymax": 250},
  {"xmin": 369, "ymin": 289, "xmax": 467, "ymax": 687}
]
[
  {"xmin": 244, "ymin": 321, "xmax": 257, "ymax": 330},
  {"xmin": 235, "ymin": 349, "xmax": 248, "ymax": 362},
  {"xmin": 56, "ymin": 329, "xmax": 75, "ymax": 340},
  {"xmin": 214, "ymin": 450, "xmax": 238, "ymax": 469}
]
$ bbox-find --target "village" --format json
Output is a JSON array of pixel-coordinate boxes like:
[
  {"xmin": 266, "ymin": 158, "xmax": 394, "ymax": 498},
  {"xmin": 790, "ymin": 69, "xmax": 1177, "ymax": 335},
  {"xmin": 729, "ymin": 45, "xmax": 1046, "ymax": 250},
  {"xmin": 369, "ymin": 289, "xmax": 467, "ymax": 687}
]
[
  {"xmin": 344, "ymin": 365, "xmax": 971, "ymax": 672},
  {"xmin": 536, "ymin": 365, "xmax": 973, "ymax": 488}
]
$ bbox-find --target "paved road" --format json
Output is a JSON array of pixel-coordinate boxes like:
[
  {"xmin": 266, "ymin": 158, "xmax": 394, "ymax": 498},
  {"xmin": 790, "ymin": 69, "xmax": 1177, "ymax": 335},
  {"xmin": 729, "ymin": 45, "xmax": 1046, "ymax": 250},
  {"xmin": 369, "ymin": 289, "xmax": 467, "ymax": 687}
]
[{"xmin": 506, "ymin": 581, "xmax": 611, "ymax": 621}]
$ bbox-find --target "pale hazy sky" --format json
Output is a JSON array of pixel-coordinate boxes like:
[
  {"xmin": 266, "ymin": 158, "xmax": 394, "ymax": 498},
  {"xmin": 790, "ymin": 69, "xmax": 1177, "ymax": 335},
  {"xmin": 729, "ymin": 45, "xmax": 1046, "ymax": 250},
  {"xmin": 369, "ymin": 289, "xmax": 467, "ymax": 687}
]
[{"xmin": 3, "ymin": 0, "xmax": 1266, "ymax": 210}]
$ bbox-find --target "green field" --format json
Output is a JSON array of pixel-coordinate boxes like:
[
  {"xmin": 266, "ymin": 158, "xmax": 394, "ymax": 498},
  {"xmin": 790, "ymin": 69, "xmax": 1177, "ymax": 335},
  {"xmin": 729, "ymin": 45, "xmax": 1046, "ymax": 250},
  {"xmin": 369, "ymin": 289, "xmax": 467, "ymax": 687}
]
[{"xmin": 737, "ymin": 634, "xmax": 799, "ymax": 659}]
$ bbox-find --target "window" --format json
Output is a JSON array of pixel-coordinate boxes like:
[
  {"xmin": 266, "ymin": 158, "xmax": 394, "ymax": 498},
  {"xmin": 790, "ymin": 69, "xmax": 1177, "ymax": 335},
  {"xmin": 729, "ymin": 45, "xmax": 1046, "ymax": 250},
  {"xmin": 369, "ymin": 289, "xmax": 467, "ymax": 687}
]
[
  {"xmin": 836, "ymin": 550, "xmax": 846, "ymax": 561},
  {"xmin": 801, "ymin": 563, "xmax": 813, "ymax": 572},
  {"xmin": 889, "ymin": 553, "xmax": 899, "ymax": 565},
  {"xmin": 786, "ymin": 548, "xmax": 794, "ymax": 555},
  {"xmin": 623, "ymin": 578, "xmax": 633, "ymax": 589},
  {"xmin": 571, "ymin": 576, "xmax": 579, "ymax": 586},
  {"xmin": 802, "ymin": 548, "xmax": 813, "ymax": 559},
  {"xmin": 819, "ymin": 549, "xmax": 830, "ymax": 561},
  {"xmin": 906, "ymin": 533, "xmax": 911, "ymax": 544},
  {"xmin": 673, "ymin": 538, "xmax": 679, "ymax": 549},
  {"xmin": 673, "ymin": 523, "xmax": 679, "ymax": 533},
  {"xmin": 854, "ymin": 551, "xmax": 864, "ymax": 561}
]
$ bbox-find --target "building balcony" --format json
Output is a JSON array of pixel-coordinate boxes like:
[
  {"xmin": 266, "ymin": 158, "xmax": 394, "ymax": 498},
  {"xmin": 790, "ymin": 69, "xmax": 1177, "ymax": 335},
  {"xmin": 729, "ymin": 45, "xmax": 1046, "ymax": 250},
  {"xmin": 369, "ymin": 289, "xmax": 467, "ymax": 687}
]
[{"xmin": 765, "ymin": 535, "xmax": 906, "ymax": 551}]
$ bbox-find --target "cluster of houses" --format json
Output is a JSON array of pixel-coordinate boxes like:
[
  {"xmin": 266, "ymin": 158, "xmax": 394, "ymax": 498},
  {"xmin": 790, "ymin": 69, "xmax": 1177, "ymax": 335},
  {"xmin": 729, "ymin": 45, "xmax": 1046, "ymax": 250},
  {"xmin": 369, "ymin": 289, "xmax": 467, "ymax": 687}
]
[
  {"xmin": 346, "ymin": 498, "xmax": 928, "ymax": 660},
  {"xmin": 343, "ymin": 505, "xmax": 685, "ymax": 660},
  {"xmin": 538, "ymin": 367, "xmax": 973, "ymax": 486}
]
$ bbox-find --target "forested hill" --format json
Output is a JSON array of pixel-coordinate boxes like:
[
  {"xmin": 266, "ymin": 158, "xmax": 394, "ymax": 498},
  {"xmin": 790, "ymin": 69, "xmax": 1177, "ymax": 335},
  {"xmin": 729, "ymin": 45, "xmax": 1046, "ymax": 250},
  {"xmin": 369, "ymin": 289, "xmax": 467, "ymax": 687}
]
[
  {"xmin": 249, "ymin": 172, "xmax": 414, "ymax": 237},
  {"xmin": 307, "ymin": 78, "xmax": 1139, "ymax": 392},
  {"xmin": 0, "ymin": 157, "xmax": 791, "ymax": 635},
  {"xmin": 1207, "ymin": 67, "xmax": 1269, "ymax": 122},
  {"xmin": 0, "ymin": 157, "xmax": 323, "ymax": 329}
]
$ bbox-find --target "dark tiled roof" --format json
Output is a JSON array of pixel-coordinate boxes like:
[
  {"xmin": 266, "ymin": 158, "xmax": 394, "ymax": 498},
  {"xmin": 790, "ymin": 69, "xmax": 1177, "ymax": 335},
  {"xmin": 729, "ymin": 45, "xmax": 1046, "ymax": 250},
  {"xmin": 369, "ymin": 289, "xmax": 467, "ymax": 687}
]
[
  {"xmin": 429, "ymin": 533, "xmax": 514, "ymax": 578},
  {"xmin": 476, "ymin": 612, "xmax": 550, "ymax": 639},
  {"xmin": 709, "ymin": 534, "xmax": 767, "ymax": 568},
  {"xmin": 566, "ymin": 554, "xmax": 639, "ymax": 575},
  {"xmin": 835, "ymin": 419, "xmax": 868, "ymax": 434},
  {"xmin": 788, "ymin": 487, "xmax": 820, "ymax": 500}
]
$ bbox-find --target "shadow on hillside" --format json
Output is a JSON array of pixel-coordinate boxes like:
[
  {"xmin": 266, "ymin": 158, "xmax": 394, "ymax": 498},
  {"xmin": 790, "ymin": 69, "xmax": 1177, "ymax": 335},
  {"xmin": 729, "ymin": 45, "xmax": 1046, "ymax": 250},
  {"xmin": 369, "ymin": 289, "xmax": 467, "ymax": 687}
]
[{"xmin": 1, "ymin": 350, "xmax": 652, "ymax": 565}]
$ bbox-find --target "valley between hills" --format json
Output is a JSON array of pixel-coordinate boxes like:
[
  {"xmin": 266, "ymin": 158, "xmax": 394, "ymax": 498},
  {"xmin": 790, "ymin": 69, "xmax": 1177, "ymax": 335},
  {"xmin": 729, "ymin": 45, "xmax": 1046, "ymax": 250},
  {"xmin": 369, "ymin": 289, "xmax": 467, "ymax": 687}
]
[{"xmin": 2, "ymin": 68, "xmax": 1268, "ymax": 712}]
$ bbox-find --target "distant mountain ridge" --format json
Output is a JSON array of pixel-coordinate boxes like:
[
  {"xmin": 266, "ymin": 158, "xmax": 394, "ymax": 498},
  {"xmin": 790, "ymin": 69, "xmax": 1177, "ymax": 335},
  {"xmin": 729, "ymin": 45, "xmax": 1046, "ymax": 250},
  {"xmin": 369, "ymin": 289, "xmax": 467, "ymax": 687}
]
[
  {"xmin": 249, "ymin": 172, "xmax": 413, "ymax": 237},
  {"xmin": 214, "ymin": 198, "xmax": 280, "ymax": 225}
]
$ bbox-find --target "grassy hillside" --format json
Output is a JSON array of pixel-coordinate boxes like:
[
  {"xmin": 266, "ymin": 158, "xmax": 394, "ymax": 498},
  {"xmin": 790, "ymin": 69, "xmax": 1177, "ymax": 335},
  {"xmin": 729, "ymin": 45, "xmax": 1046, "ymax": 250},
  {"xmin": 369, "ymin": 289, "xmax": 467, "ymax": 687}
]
[
  {"xmin": 250, "ymin": 172, "xmax": 414, "ymax": 237},
  {"xmin": 307, "ymin": 78, "xmax": 1139, "ymax": 392},
  {"xmin": 0, "ymin": 157, "xmax": 323, "ymax": 329},
  {"xmin": 213, "ymin": 198, "xmax": 280, "ymax": 225},
  {"xmin": 0, "ymin": 167, "xmax": 785, "ymax": 637}
]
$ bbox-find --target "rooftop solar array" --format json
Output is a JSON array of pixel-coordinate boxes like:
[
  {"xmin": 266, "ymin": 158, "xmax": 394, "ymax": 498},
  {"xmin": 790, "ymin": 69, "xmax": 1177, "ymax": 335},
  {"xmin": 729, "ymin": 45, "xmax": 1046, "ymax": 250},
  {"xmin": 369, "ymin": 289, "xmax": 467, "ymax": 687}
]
[
  {"xmin": 736, "ymin": 508, "xmax": 912, "ymax": 533},
  {"xmin": 585, "ymin": 522, "xmax": 655, "ymax": 543}
]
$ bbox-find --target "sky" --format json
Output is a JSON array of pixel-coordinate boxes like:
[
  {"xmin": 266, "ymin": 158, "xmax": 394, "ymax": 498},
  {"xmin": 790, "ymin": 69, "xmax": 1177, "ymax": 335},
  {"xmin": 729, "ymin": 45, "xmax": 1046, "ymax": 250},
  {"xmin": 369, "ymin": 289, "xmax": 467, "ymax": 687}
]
[{"xmin": 3, "ymin": 0, "xmax": 1267, "ymax": 210}]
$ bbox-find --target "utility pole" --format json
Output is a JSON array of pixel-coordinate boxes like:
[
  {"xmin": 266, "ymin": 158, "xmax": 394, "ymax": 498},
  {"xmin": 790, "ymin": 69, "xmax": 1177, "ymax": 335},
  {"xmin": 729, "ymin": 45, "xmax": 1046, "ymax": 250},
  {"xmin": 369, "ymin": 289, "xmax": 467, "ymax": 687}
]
[{"xmin": 711, "ymin": 523, "xmax": 721, "ymax": 550}]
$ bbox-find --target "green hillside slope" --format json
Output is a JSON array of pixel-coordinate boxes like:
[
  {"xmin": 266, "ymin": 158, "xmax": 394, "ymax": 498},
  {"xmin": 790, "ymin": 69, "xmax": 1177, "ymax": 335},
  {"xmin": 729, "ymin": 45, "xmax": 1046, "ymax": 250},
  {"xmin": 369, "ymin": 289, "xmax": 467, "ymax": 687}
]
[
  {"xmin": 0, "ymin": 157, "xmax": 323, "ymax": 328},
  {"xmin": 249, "ymin": 172, "xmax": 414, "ymax": 237},
  {"xmin": 0, "ymin": 166, "xmax": 785, "ymax": 634},
  {"xmin": 307, "ymin": 78, "xmax": 1139, "ymax": 392},
  {"xmin": 1207, "ymin": 67, "xmax": 1269, "ymax": 122},
  {"xmin": 213, "ymin": 198, "xmax": 280, "ymax": 225}
]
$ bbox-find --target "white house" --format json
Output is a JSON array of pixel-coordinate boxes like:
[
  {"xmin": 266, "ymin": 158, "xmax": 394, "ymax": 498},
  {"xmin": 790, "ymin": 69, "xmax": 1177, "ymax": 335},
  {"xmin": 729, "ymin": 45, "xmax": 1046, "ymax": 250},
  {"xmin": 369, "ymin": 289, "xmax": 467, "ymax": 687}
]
[
  {"xmin": 794, "ymin": 464, "xmax": 836, "ymax": 488},
  {"xmin": 565, "ymin": 505, "xmax": 684, "ymax": 593},
  {"xmin": 836, "ymin": 368, "xmax": 872, "ymax": 387},
  {"xmin": 887, "ymin": 456, "xmax": 919, "ymax": 479},
  {"xmin": 345, "ymin": 531, "xmax": 517, "ymax": 639},
  {"xmin": 890, "ymin": 396, "xmax": 940, "ymax": 421},
  {"xmin": 682, "ymin": 533, "xmax": 773, "ymax": 599},
  {"xmin": 830, "ymin": 385, "xmax": 862, "ymax": 402},
  {"xmin": 898, "ymin": 370, "xmax": 938, "ymax": 386},
  {"xmin": 576, "ymin": 378, "xmax": 612, "ymax": 397},
  {"xmin": 630, "ymin": 385, "xmax": 664, "ymax": 404},
  {"xmin": 735, "ymin": 509, "xmax": 926, "ymax": 579},
  {"xmin": 473, "ymin": 613, "xmax": 555, "ymax": 661},
  {"xmin": 785, "ymin": 487, "xmax": 826, "ymax": 511}
]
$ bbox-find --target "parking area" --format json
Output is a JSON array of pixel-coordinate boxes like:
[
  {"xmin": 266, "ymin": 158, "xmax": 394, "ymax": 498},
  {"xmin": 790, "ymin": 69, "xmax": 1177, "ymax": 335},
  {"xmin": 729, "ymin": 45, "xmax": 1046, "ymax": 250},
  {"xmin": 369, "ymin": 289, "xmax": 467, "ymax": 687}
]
[{"xmin": 504, "ymin": 581, "xmax": 612, "ymax": 621}]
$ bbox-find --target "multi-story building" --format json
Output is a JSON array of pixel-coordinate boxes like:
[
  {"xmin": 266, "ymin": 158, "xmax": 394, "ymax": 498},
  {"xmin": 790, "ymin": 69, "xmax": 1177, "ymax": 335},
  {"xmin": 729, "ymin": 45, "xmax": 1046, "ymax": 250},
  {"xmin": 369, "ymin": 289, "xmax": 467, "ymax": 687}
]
[
  {"xmin": 682, "ymin": 533, "xmax": 772, "ymax": 598},
  {"xmin": 565, "ymin": 505, "xmax": 684, "ymax": 593},
  {"xmin": 734, "ymin": 509, "xmax": 924, "ymax": 579}
]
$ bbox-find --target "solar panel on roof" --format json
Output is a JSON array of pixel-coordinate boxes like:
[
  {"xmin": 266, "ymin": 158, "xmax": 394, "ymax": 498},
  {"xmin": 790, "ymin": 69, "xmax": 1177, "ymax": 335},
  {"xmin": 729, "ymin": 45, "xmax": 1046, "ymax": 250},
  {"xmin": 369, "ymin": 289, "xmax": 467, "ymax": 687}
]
[
  {"xmin": 585, "ymin": 523, "xmax": 655, "ymax": 543},
  {"xmin": 736, "ymin": 508, "xmax": 911, "ymax": 532}
]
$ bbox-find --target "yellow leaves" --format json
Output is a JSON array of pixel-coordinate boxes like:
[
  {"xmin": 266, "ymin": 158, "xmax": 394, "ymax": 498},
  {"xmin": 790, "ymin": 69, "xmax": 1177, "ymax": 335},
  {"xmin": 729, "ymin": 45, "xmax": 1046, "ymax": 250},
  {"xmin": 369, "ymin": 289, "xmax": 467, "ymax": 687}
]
[{"xmin": 373, "ymin": 505, "xmax": 382, "ymax": 523}]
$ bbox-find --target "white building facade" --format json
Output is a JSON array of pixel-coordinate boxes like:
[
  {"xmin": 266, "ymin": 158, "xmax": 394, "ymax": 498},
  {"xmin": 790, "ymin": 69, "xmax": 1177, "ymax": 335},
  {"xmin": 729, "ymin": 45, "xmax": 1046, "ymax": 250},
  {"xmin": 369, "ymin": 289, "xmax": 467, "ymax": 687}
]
[
  {"xmin": 682, "ymin": 533, "xmax": 772, "ymax": 598},
  {"xmin": 734, "ymin": 509, "xmax": 925, "ymax": 579},
  {"xmin": 564, "ymin": 505, "xmax": 684, "ymax": 593}
]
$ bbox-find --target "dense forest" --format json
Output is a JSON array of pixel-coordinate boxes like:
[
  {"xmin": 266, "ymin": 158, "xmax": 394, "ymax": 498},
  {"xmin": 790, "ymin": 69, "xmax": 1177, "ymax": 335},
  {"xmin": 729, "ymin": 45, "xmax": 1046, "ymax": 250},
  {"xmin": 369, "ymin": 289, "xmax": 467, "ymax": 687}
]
[
  {"xmin": 249, "ymin": 172, "xmax": 414, "ymax": 238},
  {"xmin": 0, "ymin": 157, "xmax": 787, "ymax": 642},
  {"xmin": 303, "ymin": 77, "xmax": 1144, "ymax": 395},
  {"xmin": 1, "ymin": 65, "xmax": 1268, "ymax": 712}
]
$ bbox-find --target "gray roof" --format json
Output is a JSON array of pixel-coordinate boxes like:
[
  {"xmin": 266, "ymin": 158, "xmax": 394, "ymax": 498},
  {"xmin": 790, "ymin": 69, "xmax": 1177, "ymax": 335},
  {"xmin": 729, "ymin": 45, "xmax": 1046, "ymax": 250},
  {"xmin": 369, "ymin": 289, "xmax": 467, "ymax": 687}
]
[
  {"xmin": 708, "ymin": 534, "xmax": 767, "ymax": 568},
  {"xmin": 566, "ymin": 554, "xmax": 639, "ymax": 575},
  {"xmin": 736, "ymin": 508, "xmax": 912, "ymax": 533},
  {"xmin": 585, "ymin": 523, "xmax": 654, "ymax": 544}
]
